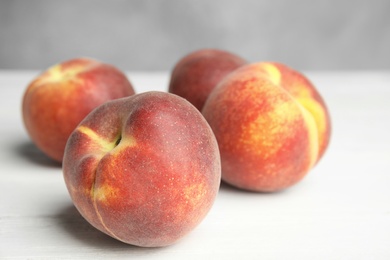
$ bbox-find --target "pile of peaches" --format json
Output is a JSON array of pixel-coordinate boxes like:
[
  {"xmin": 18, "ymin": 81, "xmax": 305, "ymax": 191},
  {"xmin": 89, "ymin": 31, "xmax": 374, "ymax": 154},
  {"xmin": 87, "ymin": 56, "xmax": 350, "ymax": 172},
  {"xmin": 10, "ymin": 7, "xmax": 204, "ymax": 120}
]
[{"xmin": 22, "ymin": 49, "xmax": 331, "ymax": 247}]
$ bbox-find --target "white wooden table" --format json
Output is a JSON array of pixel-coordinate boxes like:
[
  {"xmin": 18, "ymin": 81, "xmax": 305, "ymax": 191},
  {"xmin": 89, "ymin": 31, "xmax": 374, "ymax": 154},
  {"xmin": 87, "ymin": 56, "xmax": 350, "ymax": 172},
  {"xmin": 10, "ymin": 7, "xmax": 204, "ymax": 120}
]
[{"xmin": 1, "ymin": 70, "xmax": 389, "ymax": 259}]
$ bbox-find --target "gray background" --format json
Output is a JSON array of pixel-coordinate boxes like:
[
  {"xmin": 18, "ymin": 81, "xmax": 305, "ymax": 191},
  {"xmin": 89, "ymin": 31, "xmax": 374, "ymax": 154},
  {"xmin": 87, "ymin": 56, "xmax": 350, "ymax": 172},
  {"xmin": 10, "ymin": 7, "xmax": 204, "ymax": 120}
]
[{"xmin": 0, "ymin": 0, "xmax": 389, "ymax": 71}]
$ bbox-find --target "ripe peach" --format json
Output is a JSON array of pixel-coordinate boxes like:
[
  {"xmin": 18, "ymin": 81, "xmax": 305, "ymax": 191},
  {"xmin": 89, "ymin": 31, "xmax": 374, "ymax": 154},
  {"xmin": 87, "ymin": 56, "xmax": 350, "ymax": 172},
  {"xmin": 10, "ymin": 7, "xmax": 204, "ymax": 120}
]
[
  {"xmin": 168, "ymin": 48, "xmax": 247, "ymax": 110},
  {"xmin": 22, "ymin": 58, "xmax": 135, "ymax": 162},
  {"xmin": 202, "ymin": 62, "xmax": 331, "ymax": 192},
  {"xmin": 63, "ymin": 92, "xmax": 221, "ymax": 247}
]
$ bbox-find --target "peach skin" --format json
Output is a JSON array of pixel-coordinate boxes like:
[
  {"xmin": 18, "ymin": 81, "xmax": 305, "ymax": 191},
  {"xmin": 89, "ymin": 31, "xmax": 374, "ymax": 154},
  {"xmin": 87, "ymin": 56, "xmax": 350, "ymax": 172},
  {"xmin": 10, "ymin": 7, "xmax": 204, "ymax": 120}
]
[
  {"xmin": 202, "ymin": 62, "xmax": 331, "ymax": 192},
  {"xmin": 63, "ymin": 91, "xmax": 221, "ymax": 247},
  {"xmin": 169, "ymin": 48, "xmax": 247, "ymax": 111},
  {"xmin": 22, "ymin": 57, "xmax": 135, "ymax": 162}
]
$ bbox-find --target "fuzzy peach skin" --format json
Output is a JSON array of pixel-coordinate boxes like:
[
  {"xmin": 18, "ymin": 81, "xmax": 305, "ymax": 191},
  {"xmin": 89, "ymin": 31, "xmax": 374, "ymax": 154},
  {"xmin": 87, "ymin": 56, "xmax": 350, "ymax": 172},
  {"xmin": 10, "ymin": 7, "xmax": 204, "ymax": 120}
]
[
  {"xmin": 168, "ymin": 48, "xmax": 247, "ymax": 111},
  {"xmin": 22, "ymin": 58, "xmax": 135, "ymax": 162},
  {"xmin": 202, "ymin": 62, "xmax": 331, "ymax": 192},
  {"xmin": 63, "ymin": 91, "xmax": 221, "ymax": 247}
]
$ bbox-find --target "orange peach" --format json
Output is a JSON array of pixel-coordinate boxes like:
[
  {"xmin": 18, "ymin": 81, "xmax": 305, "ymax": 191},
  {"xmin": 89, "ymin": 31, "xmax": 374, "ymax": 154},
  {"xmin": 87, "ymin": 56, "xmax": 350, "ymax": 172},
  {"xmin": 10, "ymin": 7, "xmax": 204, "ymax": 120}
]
[
  {"xmin": 202, "ymin": 62, "xmax": 331, "ymax": 192},
  {"xmin": 63, "ymin": 91, "xmax": 221, "ymax": 247},
  {"xmin": 22, "ymin": 58, "xmax": 135, "ymax": 162},
  {"xmin": 168, "ymin": 48, "xmax": 247, "ymax": 110}
]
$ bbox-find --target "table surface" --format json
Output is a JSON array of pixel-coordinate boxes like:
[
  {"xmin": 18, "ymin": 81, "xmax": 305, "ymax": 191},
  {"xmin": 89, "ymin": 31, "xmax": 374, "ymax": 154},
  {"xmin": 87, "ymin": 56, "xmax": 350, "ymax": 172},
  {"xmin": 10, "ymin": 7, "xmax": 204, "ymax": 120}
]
[{"xmin": 1, "ymin": 70, "xmax": 389, "ymax": 259}]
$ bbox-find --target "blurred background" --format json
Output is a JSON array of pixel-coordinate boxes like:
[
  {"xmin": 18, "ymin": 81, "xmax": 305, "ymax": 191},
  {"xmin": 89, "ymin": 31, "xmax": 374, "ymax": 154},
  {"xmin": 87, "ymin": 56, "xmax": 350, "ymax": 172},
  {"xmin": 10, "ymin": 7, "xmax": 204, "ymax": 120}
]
[{"xmin": 0, "ymin": 0, "xmax": 389, "ymax": 71}]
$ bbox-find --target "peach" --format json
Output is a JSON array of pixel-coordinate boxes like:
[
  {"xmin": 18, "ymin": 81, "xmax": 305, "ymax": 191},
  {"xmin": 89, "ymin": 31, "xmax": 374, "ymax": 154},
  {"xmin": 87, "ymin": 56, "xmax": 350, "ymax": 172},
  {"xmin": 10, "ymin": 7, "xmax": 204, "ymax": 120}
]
[
  {"xmin": 168, "ymin": 48, "xmax": 247, "ymax": 110},
  {"xmin": 202, "ymin": 62, "xmax": 331, "ymax": 192},
  {"xmin": 22, "ymin": 58, "xmax": 135, "ymax": 162},
  {"xmin": 62, "ymin": 91, "xmax": 221, "ymax": 247}
]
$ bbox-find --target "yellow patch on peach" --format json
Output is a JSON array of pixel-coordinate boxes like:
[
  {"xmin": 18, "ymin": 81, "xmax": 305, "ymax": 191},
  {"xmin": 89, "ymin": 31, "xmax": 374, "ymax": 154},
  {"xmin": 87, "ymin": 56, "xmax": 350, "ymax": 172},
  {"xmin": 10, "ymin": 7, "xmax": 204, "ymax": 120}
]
[
  {"xmin": 292, "ymin": 81, "xmax": 314, "ymax": 98},
  {"xmin": 234, "ymin": 79, "xmax": 305, "ymax": 160},
  {"xmin": 49, "ymin": 64, "xmax": 68, "ymax": 81},
  {"xmin": 297, "ymin": 97, "xmax": 327, "ymax": 152},
  {"xmin": 259, "ymin": 63, "xmax": 281, "ymax": 86},
  {"xmin": 297, "ymin": 103, "xmax": 319, "ymax": 168},
  {"xmin": 182, "ymin": 181, "xmax": 207, "ymax": 204},
  {"xmin": 77, "ymin": 126, "xmax": 119, "ymax": 153},
  {"xmin": 111, "ymin": 135, "xmax": 137, "ymax": 154},
  {"xmin": 37, "ymin": 63, "xmax": 86, "ymax": 86},
  {"xmin": 93, "ymin": 184, "xmax": 119, "ymax": 204},
  {"xmin": 173, "ymin": 181, "xmax": 209, "ymax": 224},
  {"xmin": 239, "ymin": 100, "xmax": 302, "ymax": 159}
]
